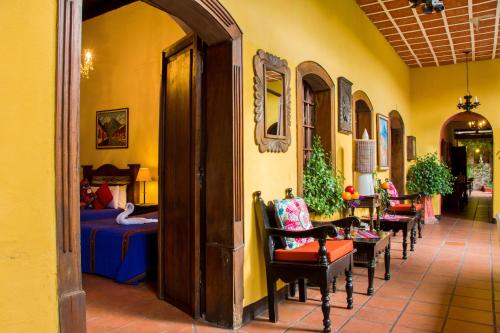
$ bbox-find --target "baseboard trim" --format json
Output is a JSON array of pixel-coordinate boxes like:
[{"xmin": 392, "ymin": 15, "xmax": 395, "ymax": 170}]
[{"xmin": 241, "ymin": 286, "xmax": 288, "ymax": 325}]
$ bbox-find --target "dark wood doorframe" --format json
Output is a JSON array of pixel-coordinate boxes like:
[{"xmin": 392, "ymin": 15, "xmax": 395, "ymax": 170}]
[
  {"xmin": 55, "ymin": 1, "xmax": 243, "ymax": 332},
  {"xmin": 389, "ymin": 110, "xmax": 405, "ymax": 194}
]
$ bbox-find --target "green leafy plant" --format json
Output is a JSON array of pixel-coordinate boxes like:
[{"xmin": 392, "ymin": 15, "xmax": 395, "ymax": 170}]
[
  {"xmin": 303, "ymin": 136, "xmax": 344, "ymax": 215},
  {"xmin": 406, "ymin": 152, "xmax": 455, "ymax": 197},
  {"xmin": 374, "ymin": 177, "xmax": 390, "ymax": 216}
]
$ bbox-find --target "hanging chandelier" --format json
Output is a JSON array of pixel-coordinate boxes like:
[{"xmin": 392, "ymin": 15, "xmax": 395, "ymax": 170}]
[{"xmin": 457, "ymin": 51, "xmax": 480, "ymax": 112}]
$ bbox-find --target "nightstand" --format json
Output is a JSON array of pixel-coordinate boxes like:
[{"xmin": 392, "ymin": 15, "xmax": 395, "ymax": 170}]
[{"xmin": 131, "ymin": 203, "xmax": 158, "ymax": 216}]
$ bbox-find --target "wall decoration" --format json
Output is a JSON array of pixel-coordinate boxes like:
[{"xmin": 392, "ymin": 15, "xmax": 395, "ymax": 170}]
[
  {"xmin": 376, "ymin": 114, "xmax": 389, "ymax": 170},
  {"xmin": 407, "ymin": 136, "xmax": 416, "ymax": 161},
  {"xmin": 338, "ymin": 77, "xmax": 353, "ymax": 134},
  {"xmin": 96, "ymin": 108, "xmax": 129, "ymax": 149},
  {"xmin": 253, "ymin": 49, "xmax": 291, "ymax": 153}
]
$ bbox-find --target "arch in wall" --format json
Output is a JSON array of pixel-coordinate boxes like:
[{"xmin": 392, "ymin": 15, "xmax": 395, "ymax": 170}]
[
  {"xmin": 352, "ymin": 90, "xmax": 374, "ymax": 139},
  {"xmin": 55, "ymin": 1, "xmax": 243, "ymax": 332},
  {"xmin": 440, "ymin": 111, "xmax": 494, "ymax": 216},
  {"xmin": 296, "ymin": 61, "xmax": 335, "ymax": 194},
  {"xmin": 389, "ymin": 110, "xmax": 405, "ymax": 194}
]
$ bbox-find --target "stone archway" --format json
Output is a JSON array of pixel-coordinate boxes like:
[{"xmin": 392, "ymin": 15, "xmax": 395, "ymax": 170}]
[{"xmin": 55, "ymin": 1, "xmax": 243, "ymax": 331}]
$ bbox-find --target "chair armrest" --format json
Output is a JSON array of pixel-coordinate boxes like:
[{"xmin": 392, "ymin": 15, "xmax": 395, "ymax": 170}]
[{"xmin": 266, "ymin": 225, "xmax": 338, "ymax": 239}]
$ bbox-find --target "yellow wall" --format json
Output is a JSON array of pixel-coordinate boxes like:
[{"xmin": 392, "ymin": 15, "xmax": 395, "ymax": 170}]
[
  {"xmin": 80, "ymin": 2, "xmax": 186, "ymax": 204},
  {"xmin": 0, "ymin": 1, "xmax": 59, "ymax": 332},
  {"xmin": 219, "ymin": 0, "xmax": 412, "ymax": 306},
  {"xmin": 410, "ymin": 59, "xmax": 500, "ymax": 216}
]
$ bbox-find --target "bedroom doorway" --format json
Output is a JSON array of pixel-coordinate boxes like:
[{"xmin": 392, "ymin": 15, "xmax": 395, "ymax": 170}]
[
  {"xmin": 55, "ymin": 0, "xmax": 244, "ymax": 332},
  {"xmin": 389, "ymin": 110, "xmax": 405, "ymax": 194}
]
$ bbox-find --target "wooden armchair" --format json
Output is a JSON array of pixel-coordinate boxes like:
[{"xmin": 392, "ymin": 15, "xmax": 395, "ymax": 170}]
[
  {"xmin": 254, "ymin": 189, "xmax": 356, "ymax": 333},
  {"xmin": 386, "ymin": 183, "xmax": 424, "ymax": 238}
]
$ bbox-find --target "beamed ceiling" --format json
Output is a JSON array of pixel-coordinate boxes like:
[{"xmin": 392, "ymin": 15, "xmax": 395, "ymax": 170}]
[{"xmin": 356, "ymin": 0, "xmax": 500, "ymax": 67}]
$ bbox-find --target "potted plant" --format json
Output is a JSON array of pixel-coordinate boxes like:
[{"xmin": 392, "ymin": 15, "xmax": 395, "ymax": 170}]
[
  {"xmin": 406, "ymin": 152, "xmax": 455, "ymax": 223},
  {"xmin": 303, "ymin": 136, "xmax": 344, "ymax": 218}
]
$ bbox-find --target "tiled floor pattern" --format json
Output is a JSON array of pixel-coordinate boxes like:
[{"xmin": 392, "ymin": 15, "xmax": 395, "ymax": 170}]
[{"xmin": 85, "ymin": 194, "xmax": 499, "ymax": 332}]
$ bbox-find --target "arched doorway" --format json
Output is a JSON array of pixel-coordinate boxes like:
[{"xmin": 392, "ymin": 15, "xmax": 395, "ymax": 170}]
[
  {"xmin": 352, "ymin": 90, "xmax": 374, "ymax": 140},
  {"xmin": 296, "ymin": 61, "xmax": 335, "ymax": 194},
  {"xmin": 440, "ymin": 111, "xmax": 493, "ymax": 220},
  {"xmin": 55, "ymin": 0, "xmax": 243, "ymax": 332},
  {"xmin": 389, "ymin": 111, "xmax": 405, "ymax": 194}
]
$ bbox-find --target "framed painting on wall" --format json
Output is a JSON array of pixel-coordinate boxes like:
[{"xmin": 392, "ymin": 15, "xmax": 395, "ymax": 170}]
[
  {"xmin": 376, "ymin": 113, "xmax": 389, "ymax": 170},
  {"xmin": 407, "ymin": 136, "xmax": 416, "ymax": 161},
  {"xmin": 338, "ymin": 77, "xmax": 353, "ymax": 134},
  {"xmin": 96, "ymin": 108, "xmax": 129, "ymax": 149}
]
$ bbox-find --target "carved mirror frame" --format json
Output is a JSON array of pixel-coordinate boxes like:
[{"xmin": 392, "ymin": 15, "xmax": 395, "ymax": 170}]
[{"xmin": 253, "ymin": 49, "xmax": 291, "ymax": 153}]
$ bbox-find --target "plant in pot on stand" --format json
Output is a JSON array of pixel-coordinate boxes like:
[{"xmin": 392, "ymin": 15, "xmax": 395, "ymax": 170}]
[
  {"xmin": 406, "ymin": 152, "xmax": 455, "ymax": 224},
  {"xmin": 303, "ymin": 136, "xmax": 344, "ymax": 220}
]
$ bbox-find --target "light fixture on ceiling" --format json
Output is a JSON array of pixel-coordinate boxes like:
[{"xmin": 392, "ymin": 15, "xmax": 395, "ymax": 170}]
[
  {"xmin": 80, "ymin": 49, "xmax": 94, "ymax": 79},
  {"xmin": 457, "ymin": 51, "xmax": 480, "ymax": 112},
  {"xmin": 468, "ymin": 119, "xmax": 486, "ymax": 130},
  {"xmin": 409, "ymin": 0, "xmax": 445, "ymax": 14}
]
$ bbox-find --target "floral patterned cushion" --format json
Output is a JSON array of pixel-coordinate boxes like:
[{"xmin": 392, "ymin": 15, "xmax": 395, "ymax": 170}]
[
  {"xmin": 387, "ymin": 182, "xmax": 400, "ymax": 207},
  {"xmin": 273, "ymin": 198, "xmax": 314, "ymax": 250}
]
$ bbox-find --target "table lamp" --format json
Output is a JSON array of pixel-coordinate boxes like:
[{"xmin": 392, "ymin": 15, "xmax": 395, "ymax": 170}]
[{"xmin": 136, "ymin": 167, "xmax": 152, "ymax": 204}]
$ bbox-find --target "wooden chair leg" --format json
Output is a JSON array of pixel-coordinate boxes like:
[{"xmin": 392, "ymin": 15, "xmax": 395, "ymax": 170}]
[
  {"xmin": 267, "ymin": 278, "xmax": 278, "ymax": 322},
  {"xmin": 345, "ymin": 267, "xmax": 353, "ymax": 309},
  {"xmin": 418, "ymin": 218, "xmax": 423, "ymax": 238},
  {"xmin": 331, "ymin": 277, "xmax": 337, "ymax": 293},
  {"xmin": 402, "ymin": 229, "xmax": 408, "ymax": 260},
  {"xmin": 384, "ymin": 243, "xmax": 391, "ymax": 281},
  {"xmin": 320, "ymin": 281, "xmax": 331, "ymax": 333},
  {"xmin": 298, "ymin": 279, "xmax": 307, "ymax": 302},
  {"xmin": 367, "ymin": 258, "xmax": 376, "ymax": 295},
  {"xmin": 288, "ymin": 281, "xmax": 297, "ymax": 298},
  {"xmin": 410, "ymin": 227, "xmax": 416, "ymax": 251}
]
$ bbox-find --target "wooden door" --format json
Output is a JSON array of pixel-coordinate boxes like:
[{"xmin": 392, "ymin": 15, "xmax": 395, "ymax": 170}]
[
  {"xmin": 391, "ymin": 128, "xmax": 405, "ymax": 194},
  {"xmin": 158, "ymin": 35, "xmax": 203, "ymax": 318}
]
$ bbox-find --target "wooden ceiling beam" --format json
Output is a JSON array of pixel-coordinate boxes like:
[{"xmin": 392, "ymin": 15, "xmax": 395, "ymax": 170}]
[
  {"xmin": 468, "ymin": 0, "xmax": 477, "ymax": 60},
  {"xmin": 492, "ymin": 0, "xmax": 500, "ymax": 58},
  {"xmin": 412, "ymin": 8, "xmax": 439, "ymax": 66}
]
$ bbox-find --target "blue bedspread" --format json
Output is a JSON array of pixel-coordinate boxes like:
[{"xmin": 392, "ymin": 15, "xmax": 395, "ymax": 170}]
[
  {"xmin": 80, "ymin": 208, "xmax": 123, "ymax": 222},
  {"xmin": 80, "ymin": 212, "xmax": 158, "ymax": 284}
]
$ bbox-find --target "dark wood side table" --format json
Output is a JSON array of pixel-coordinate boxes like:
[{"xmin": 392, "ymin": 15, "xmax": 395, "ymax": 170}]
[
  {"xmin": 348, "ymin": 195, "xmax": 381, "ymax": 231},
  {"xmin": 363, "ymin": 215, "xmax": 417, "ymax": 260},
  {"xmin": 130, "ymin": 203, "xmax": 158, "ymax": 216}
]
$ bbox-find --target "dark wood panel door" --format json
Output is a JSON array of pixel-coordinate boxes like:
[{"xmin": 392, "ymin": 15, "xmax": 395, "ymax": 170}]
[
  {"xmin": 159, "ymin": 35, "xmax": 202, "ymax": 318},
  {"xmin": 391, "ymin": 128, "xmax": 405, "ymax": 194}
]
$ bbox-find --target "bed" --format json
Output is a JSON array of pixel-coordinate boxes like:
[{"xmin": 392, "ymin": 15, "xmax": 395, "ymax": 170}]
[{"xmin": 80, "ymin": 164, "xmax": 158, "ymax": 284}]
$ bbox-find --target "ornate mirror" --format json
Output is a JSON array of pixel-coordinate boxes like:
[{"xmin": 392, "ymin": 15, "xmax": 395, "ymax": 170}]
[{"xmin": 253, "ymin": 49, "xmax": 291, "ymax": 153}]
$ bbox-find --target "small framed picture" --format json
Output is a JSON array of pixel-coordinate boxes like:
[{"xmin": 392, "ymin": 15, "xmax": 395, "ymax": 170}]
[
  {"xmin": 376, "ymin": 114, "xmax": 390, "ymax": 170},
  {"xmin": 338, "ymin": 77, "xmax": 353, "ymax": 134},
  {"xmin": 407, "ymin": 136, "xmax": 416, "ymax": 161},
  {"xmin": 96, "ymin": 108, "xmax": 129, "ymax": 149}
]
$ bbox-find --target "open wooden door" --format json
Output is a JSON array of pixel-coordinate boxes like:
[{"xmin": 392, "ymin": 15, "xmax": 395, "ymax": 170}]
[{"xmin": 158, "ymin": 35, "xmax": 203, "ymax": 318}]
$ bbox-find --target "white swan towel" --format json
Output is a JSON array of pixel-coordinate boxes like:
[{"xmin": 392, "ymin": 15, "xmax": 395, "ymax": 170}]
[{"xmin": 116, "ymin": 203, "xmax": 158, "ymax": 225}]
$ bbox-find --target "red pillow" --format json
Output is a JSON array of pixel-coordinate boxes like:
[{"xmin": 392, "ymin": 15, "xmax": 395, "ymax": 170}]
[{"xmin": 93, "ymin": 183, "xmax": 113, "ymax": 210}]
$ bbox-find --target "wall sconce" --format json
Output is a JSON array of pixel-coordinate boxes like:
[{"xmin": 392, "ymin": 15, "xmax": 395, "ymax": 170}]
[{"xmin": 80, "ymin": 49, "xmax": 94, "ymax": 79}]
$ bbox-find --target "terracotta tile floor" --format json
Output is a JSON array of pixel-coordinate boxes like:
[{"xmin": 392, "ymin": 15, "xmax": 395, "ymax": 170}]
[{"xmin": 85, "ymin": 193, "xmax": 499, "ymax": 332}]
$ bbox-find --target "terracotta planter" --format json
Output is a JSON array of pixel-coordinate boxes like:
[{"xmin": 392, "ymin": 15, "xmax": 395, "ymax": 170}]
[{"xmin": 423, "ymin": 196, "xmax": 438, "ymax": 224}]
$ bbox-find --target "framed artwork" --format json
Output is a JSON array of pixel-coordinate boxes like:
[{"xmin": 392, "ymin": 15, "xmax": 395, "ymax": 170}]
[
  {"xmin": 338, "ymin": 77, "xmax": 353, "ymax": 134},
  {"xmin": 407, "ymin": 136, "xmax": 416, "ymax": 161},
  {"xmin": 376, "ymin": 113, "xmax": 390, "ymax": 170},
  {"xmin": 96, "ymin": 108, "xmax": 129, "ymax": 149}
]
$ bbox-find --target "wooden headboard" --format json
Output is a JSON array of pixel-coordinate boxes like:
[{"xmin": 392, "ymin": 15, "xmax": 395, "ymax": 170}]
[{"xmin": 81, "ymin": 164, "xmax": 140, "ymax": 203}]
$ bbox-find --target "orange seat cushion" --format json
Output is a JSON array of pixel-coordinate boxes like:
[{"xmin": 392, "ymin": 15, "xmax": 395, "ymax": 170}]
[
  {"xmin": 274, "ymin": 240, "xmax": 353, "ymax": 263},
  {"xmin": 391, "ymin": 203, "xmax": 423, "ymax": 212}
]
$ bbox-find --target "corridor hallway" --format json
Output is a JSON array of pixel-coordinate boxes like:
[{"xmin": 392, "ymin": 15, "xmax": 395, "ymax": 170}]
[{"xmin": 84, "ymin": 196, "xmax": 499, "ymax": 332}]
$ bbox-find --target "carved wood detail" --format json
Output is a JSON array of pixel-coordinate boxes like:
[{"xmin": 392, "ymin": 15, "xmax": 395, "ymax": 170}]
[
  {"xmin": 253, "ymin": 49, "xmax": 291, "ymax": 153},
  {"xmin": 56, "ymin": 0, "xmax": 86, "ymax": 332}
]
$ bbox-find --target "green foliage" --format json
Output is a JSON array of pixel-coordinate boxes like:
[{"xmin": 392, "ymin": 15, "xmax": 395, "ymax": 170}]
[
  {"xmin": 374, "ymin": 177, "xmax": 390, "ymax": 217},
  {"xmin": 303, "ymin": 136, "xmax": 344, "ymax": 215},
  {"xmin": 406, "ymin": 153, "xmax": 455, "ymax": 197}
]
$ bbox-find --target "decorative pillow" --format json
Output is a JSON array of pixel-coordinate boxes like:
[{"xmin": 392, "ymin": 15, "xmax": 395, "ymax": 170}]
[
  {"xmin": 93, "ymin": 182, "xmax": 114, "ymax": 210},
  {"xmin": 80, "ymin": 179, "xmax": 96, "ymax": 209},
  {"xmin": 387, "ymin": 182, "xmax": 400, "ymax": 207},
  {"xmin": 105, "ymin": 186, "xmax": 121, "ymax": 209},
  {"xmin": 273, "ymin": 198, "xmax": 314, "ymax": 250},
  {"xmin": 118, "ymin": 185, "xmax": 127, "ymax": 209}
]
